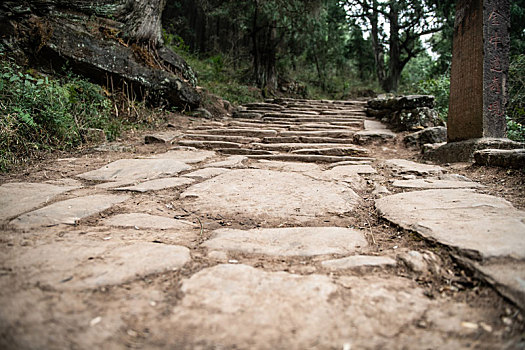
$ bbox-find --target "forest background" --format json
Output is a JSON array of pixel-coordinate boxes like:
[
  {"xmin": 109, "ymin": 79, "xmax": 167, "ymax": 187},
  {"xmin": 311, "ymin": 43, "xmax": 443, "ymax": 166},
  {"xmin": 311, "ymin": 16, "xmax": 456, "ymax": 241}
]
[{"xmin": 1, "ymin": 0, "xmax": 524, "ymax": 171}]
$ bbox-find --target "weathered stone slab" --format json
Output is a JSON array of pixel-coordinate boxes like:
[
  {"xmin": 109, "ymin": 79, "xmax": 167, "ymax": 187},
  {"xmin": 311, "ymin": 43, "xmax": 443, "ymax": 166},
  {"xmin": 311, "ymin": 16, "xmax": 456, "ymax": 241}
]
[
  {"xmin": 177, "ymin": 140, "xmax": 243, "ymax": 149},
  {"xmin": 326, "ymin": 165, "xmax": 377, "ymax": 175},
  {"xmin": 103, "ymin": 213, "xmax": 195, "ymax": 230},
  {"xmin": 148, "ymin": 149, "xmax": 216, "ymax": 163},
  {"xmin": 0, "ymin": 182, "xmax": 79, "ymax": 221},
  {"xmin": 181, "ymin": 134, "xmax": 261, "ymax": 143},
  {"xmin": 424, "ymin": 138, "xmax": 524, "ymax": 163},
  {"xmin": 289, "ymin": 123, "xmax": 355, "ymax": 130},
  {"xmin": 170, "ymin": 264, "xmax": 430, "ymax": 348},
  {"xmin": 474, "ymin": 148, "xmax": 525, "ymax": 169},
  {"xmin": 280, "ymin": 130, "xmax": 356, "ymax": 138},
  {"xmin": 77, "ymin": 159, "xmax": 191, "ymax": 182},
  {"xmin": 404, "ymin": 127, "xmax": 447, "ymax": 147},
  {"xmin": 322, "ymin": 255, "xmax": 396, "ymax": 270},
  {"xmin": 364, "ymin": 120, "xmax": 389, "ymax": 130},
  {"xmin": 181, "ymin": 168, "xmax": 230, "ymax": 180},
  {"xmin": 468, "ymin": 260, "xmax": 525, "ymax": 312},
  {"xmin": 203, "ymin": 227, "xmax": 367, "ymax": 256},
  {"xmin": 4, "ymin": 241, "xmax": 190, "ymax": 290},
  {"xmin": 250, "ymin": 160, "xmax": 321, "ymax": 173},
  {"xmin": 247, "ymin": 154, "xmax": 374, "ymax": 163},
  {"xmin": 203, "ymin": 155, "xmax": 247, "ymax": 168},
  {"xmin": 114, "ymin": 177, "xmax": 195, "ymax": 192},
  {"xmin": 252, "ymin": 143, "xmax": 367, "ymax": 154},
  {"xmin": 205, "ymin": 128, "xmax": 279, "ymax": 137},
  {"xmin": 383, "ymin": 159, "xmax": 444, "ymax": 176},
  {"xmin": 392, "ymin": 178, "xmax": 483, "ymax": 189},
  {"xmin": 291, "ymin": 147, "xmax": 369, "ymax": 157},
  {"xmin": 376, "ymin": 189, "xmax": 525, "ymax": 260},
  {"xmin": 144, "ymin": 132, "xmax": 179, "ymax": 144},
  {"xmin": 262, "ymin": 136, "xmax": 355, "ymax": 144},
  {"xmin": 10, "ymin": 195, "xmax": 129, "ymax": 229},
  {"xmin": 181, "ymin": 169, "xmax": 360, "ymax": 222},
  {"xmin": 353, "ymin": 130, "xmax": 396, "ymax": 144}
]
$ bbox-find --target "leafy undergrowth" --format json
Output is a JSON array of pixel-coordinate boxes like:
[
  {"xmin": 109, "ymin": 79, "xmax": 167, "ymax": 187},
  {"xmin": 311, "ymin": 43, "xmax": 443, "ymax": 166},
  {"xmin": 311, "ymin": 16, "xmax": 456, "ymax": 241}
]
[{"xmin": 0, "ymin": 52, "xmax": 168, "ymax": 172}]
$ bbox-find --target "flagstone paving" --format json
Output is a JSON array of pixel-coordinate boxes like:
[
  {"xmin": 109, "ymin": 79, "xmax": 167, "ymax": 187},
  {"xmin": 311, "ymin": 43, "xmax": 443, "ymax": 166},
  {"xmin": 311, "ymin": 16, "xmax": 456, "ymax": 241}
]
[
  {"xmin": 180, "ymin": 169, "xmax": 360, "ymax": 223},
  {"xmin": 0, "ymin": 98, "xmax": 523, "ymax": 349},
  {"xmin": 0, "ymin": 182, "xmax": 80, "ymax": 220},
  {"xmin": 203, "ymin": 227, "xmax": 368, "ymax": 256}
]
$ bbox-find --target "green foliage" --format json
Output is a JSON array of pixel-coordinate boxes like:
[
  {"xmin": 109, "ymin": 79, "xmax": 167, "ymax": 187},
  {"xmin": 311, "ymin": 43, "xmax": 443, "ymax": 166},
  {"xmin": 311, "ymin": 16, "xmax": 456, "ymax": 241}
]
[
  {"xmin": 510, "ymin": 0, "xmax": 525, "ymax": 57},
  {"xmin": 164, "ymin": 32, "xmax": 260, "ymax": 104},
  {"xmin": 0, "ymin": 56, "xmax": 119, "ymax": 171},
  {"xmin": 414, "ymin": 74, "xmax": 450, "ymax": 121},
  {"xmin": 507, "ymin": 54, "xmax": 525, "ymax": 142}
]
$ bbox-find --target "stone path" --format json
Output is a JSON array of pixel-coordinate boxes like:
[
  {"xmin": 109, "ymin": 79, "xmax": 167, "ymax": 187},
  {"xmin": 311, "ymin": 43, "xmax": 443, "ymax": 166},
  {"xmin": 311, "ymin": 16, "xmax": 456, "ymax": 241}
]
[{"xmin": 0, "ymin": 98, "xmax": 524, "ymax": 349}]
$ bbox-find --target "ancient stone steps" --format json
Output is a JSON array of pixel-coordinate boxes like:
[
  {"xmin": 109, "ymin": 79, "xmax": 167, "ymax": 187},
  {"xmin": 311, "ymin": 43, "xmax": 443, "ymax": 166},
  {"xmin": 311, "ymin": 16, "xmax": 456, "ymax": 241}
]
[
  {"xmin": 251, "ymin": 143, "xmax": 367, "ymax": 154},
  {"xmin": 246, "ymin": 154, "xmax": 374, "ymax": 163},
  {"xmin": 180, "ymin": 134, "xmax": 261, "ymax": 144},
  {"xmin": 279, "ymin": 130, "xmax": 356, "ymax": 138},
  {"xmin": 217, "ymin": 148, "xmax": 277, "ymax": 156},
  {"xmin": 261, "ymin": 136, "xmax": 356, "ymax": 144},
  {"xmin": 177, "ymin": 140, "xmax": 243, "ymax": 149},
  {"xmin": 287, "ymin": 124, "xmax": 359, "ymax": 130},
  {"xmin": 290, "ymin": 147, "xmax": 369, "ymax": 156},
  {"xmin": 261, "ymin": 117, "xmax": 364, "ymax": 124},
  {"xmin": 190, "ymin": 128, "xmax": 279, "ymax": 137}
]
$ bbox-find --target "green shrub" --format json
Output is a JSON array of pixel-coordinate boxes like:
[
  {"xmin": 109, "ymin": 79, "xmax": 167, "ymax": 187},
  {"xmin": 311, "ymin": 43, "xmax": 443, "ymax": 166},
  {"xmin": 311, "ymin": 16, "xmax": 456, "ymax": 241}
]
[
  {"xmin": 507, "ymin": 54, "xmax": 525, "ymax": 142},
  {"xmin": 0, "ymin": 55, "xmax": 118, "ymax": 171},
  {"xmin": 414, "ymin": 73, "xmax": 450, "ymax": 121}
]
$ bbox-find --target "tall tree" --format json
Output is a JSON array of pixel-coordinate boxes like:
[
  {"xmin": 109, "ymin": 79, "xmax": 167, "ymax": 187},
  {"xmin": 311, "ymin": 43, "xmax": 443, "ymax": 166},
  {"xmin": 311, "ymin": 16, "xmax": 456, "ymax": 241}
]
[{"xmin": 344, "ymin": 0, "xmax": 448, "ymax": 92}]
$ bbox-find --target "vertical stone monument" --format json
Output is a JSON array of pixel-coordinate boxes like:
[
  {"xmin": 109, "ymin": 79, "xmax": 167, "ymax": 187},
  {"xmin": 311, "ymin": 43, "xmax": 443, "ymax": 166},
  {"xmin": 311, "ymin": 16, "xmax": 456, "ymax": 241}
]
[
  {"xmin": 448, "ymin": 0, "xmax": 510, "ymax": 141},
  {"xmin": 427, "ymin": 0, "xmax": 524, "ymax": 163}
]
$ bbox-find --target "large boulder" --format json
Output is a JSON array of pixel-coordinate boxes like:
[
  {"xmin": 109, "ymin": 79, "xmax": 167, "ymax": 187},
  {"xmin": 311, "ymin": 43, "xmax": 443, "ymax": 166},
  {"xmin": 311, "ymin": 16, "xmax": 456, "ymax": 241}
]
[{"xmin": 0, "ymin": 0, "xmax": 200, "ymax": 109}]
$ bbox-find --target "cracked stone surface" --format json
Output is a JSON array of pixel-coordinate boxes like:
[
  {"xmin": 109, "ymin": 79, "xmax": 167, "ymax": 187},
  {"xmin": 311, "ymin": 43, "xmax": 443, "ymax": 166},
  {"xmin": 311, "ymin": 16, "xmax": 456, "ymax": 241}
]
[
  {"xmin": 391, "ymin": 178, "xmax": 483, "ymax": 189},
  {"xmin": 181, "ymin": 169, "xmax": 360, "ymax": 222},
  {"xmin": 77, "ymin": 159, "xmax": 191, "ymax": 181},
  {"xmin": 383, "ymin": 159, "xmax": 444, "ymax": 176},
  {"xmin": 148, "ymin": 149, "xmax": 215, "ymax": 163},
  {"xmin": 114, "ymin": 177, "xmax": 195, "ymax": 192},
  {"xmin": 0, "ymin": 182, "xmax": 79, "ymax": 221},
  {"xmin": 169, "ymin": 264, "xmax": 431, "ymax": 349},
  {"xmin": 203, "ymin": 227, "xmax": 368, "ymax": 256},
  {"xmin": 181, "ymin": 168, "xmax": 230, "ymax": 180},
  {"xmin": 10, "ymin": 194, "xmax": 129, "ymax": 229},
  {"xmin": 322, "ymin": 255, "xmax": 397, "ymax": 270},
  {"xmin": 0, "ymin": 241, "xmax": 190, "ymax": 290},
  {"xmin": 203, "ymin": 155, "xmax": 247, "ymax": 168},
  {"xmin": 102, "ymin": 213, "xmax": 195, "ymax": 230},
  {"xmin": 376, "ymin": 189, "xmax": 525, "ymax": 260}
]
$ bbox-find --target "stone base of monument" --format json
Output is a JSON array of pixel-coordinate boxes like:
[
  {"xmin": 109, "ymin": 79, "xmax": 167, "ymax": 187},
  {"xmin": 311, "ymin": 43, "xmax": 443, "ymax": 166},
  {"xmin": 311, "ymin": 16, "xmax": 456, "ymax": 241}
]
[
  {"xmin": 423, "ymin": 138, "xmax": 525, "ymax": 164},
  {"xmin": 474, "ymin": 149, "xmax": 525, "ymax": 169}
]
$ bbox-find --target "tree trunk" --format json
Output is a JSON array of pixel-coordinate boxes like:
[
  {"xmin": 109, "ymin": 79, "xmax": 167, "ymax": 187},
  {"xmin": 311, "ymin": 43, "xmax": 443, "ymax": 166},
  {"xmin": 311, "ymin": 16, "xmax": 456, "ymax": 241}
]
[
  {"xmin": 386, "ymin": 0, "xmax": 400, "ymax": 92},
  {"xmin": 0, "ymin": 0, "xmax": 200, "ymax": 109},
  {"xmin": 370, "ymin": 0, "xmax": 386, "ymax": 88}
]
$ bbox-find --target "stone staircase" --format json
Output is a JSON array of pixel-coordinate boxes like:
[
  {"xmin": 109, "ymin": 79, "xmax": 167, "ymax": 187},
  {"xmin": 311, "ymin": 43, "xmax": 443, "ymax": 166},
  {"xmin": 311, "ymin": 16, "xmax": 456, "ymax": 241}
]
[{"xmin": 176, "ymin": 98, "xmax": 384, "ymax": 163}]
